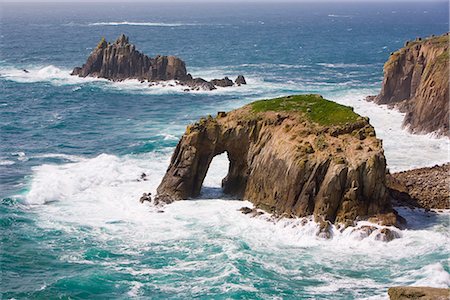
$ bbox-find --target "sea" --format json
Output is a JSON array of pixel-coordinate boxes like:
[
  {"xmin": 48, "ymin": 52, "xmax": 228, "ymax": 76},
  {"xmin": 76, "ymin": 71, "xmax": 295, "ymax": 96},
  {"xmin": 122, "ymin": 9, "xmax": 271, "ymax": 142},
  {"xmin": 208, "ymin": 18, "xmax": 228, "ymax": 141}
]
[{"xmin": 0, "ymin": 2, "xmax": 449, "ymax": 299}]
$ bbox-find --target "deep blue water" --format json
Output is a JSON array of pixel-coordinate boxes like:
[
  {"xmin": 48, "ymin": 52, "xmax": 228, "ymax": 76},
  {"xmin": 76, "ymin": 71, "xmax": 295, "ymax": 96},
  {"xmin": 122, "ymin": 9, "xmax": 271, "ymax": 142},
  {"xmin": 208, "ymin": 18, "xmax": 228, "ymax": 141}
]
[{"xmin": 1, "ymin": 2, "xmax": 449, "ymax": 299}]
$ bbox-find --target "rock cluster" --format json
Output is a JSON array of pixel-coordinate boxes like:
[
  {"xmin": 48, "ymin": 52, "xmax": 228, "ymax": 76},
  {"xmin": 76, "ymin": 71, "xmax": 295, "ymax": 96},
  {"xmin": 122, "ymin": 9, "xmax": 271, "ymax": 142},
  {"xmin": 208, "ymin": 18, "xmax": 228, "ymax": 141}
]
[
  {"xmin": 371, "ymin": 33, "xmax": 449, "ymax": 137},
  {"xmin": 155, "ymin": 94, "xmax": 400, "ymax": 227},
  {"xmin": 72, "ymin": 34, "xmax": 246, "ymax": 91},
  {"xmin": 387, "ymin": 163, "xmax": 449, "ymax": 209}
]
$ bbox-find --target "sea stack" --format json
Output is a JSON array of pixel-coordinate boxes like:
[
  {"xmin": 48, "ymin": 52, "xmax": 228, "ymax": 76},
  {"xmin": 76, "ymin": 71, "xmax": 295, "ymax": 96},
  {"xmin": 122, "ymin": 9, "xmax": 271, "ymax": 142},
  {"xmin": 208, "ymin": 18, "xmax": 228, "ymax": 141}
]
[
  {"xmin": 372, "ymin": 33, "xmax": 449, "ymax": 137},
  {"xmin": 72, "ymin": 34, "xmax": 247, "ymax": 91},
  {"xmin": 156, "ymin": 94, "xmax": 400, "ymax": 227}
]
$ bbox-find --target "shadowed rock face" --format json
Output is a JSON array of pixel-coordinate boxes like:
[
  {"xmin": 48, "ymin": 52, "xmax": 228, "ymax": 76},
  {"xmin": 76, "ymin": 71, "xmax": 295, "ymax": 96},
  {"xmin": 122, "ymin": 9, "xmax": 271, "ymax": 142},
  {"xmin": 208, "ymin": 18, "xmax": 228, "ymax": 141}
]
[
  {"xmin": 156, "ymin": 95, "xmax": 397, "ymax": 226},
  {"xmin": 72, "ymin": 34, "xmax": 246, "ymax": 90},
  {"xmin": 373, "ymin": 33, "xmax": 449, "ymax": 137}
]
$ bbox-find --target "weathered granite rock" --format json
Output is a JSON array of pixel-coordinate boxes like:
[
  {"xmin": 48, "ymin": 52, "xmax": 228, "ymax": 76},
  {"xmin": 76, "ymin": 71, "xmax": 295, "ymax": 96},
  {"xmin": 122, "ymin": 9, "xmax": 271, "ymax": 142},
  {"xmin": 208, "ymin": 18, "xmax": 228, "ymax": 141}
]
[
  {"xmin": 155, "ymin": 94, "xmax": 399, "ymax": 226},
  {"xmin": 72, "ymin": 34, "xmax": 245, "ymax": 90},
  {"xmin": 387, "ymin": 163, "xmax": 450, "ymax": 209},
  {"xmin": 388, "ymin": 286, "xmax": 450, "ymax": 300},
  {"xmin": 373, "ymin": 33, "xmax": 449, "ymax": 137}
]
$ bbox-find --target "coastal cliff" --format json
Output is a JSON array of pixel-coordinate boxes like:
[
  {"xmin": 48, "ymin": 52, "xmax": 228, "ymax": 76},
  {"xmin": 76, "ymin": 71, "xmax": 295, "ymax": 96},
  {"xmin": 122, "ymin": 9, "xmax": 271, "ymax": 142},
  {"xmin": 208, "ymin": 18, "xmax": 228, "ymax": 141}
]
[
  {"xmin": 72, "ymin": 34, "xmax": 246, "ymax": 90},
  {"xmin": 372, "ymin": 33, "xmax": 449, "ymax": 136},
  {"xmin": 156, "ymin": 95, "xmax": 399, "ymax": 226}
]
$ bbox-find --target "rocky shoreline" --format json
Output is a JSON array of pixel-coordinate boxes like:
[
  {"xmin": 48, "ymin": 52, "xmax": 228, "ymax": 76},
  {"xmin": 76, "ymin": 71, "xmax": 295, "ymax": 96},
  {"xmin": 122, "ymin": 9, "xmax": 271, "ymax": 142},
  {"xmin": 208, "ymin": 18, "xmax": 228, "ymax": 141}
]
[
  {"xmin": 368, "ymin": 33, "xmax": 449, "ymax": 137},
  {"xmin": 387, "ymin": 163, "xmax": 449, "ymax": 210},
  {"xmin": 72, "ymin": 34, "xmax": 246, "ymax": 91}
]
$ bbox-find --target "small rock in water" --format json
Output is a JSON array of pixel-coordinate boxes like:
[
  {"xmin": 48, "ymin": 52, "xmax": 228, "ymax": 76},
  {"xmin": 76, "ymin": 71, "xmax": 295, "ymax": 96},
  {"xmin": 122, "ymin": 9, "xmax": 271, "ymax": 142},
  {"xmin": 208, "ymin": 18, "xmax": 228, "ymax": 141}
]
[
  {"xmin": 139, "ymin": 192, "xmax": 152, "ymax": 203},
  {"xmin": 374, "ymin": 228, "xmax": 400, "ymax": 242},
  {"xmin": 140, "ymin": 172, "xmax": 148, "ymax": 181},
  {"xmin": 239, "ymin": 207, "xmax": 253, "ymax": 214}
]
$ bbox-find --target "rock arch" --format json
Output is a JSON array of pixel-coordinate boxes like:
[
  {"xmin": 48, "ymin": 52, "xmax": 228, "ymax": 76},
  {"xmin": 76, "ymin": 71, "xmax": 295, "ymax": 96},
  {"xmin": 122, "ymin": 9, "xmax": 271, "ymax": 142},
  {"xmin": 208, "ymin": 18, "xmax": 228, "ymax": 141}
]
[{"xmin": 156, "ymin": 95, "xmax": 399, "ymax": 226}]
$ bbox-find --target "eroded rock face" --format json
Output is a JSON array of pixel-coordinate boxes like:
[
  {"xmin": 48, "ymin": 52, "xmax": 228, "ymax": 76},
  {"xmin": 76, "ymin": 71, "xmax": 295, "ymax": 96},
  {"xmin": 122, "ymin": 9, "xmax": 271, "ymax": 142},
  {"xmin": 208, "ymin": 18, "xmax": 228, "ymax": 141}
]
[
  {"xmin": 374, "ymin": 33, "xmax": 449, "ymax": 137},
  {"xmin": 156, "ymin": 94, "xmax": 397, "ymax": 225},
  {"xmin": 72, "ymin": 34, "xmax": 246, "ymax": 90}
]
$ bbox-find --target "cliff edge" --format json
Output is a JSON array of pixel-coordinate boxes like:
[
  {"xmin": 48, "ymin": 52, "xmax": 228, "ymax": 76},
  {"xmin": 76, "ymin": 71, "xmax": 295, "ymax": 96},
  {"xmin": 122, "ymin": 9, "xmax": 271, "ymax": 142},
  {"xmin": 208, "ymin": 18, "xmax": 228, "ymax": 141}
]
[
  {"xmin": 156, "ymin": 94, "xmax": 400, "ymax": 227},
  {"xmin": 372, "ymin": 33, "xmax": 449, "ymax": 136}
]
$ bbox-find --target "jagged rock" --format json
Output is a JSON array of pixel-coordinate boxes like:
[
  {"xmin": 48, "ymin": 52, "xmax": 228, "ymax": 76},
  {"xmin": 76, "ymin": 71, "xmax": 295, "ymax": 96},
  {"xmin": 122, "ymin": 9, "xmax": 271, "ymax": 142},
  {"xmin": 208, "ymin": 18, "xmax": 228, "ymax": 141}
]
[
  {"xmin": 211, "ymin": 77, "xmax": 234, "ymax": 87},
  {"xmin": 71, "ymin": 34, "xmax": 189, "ymax": 82},
  {"xmin": 373, "ymin": 33, "xmax": 449, "ymax": 137},
  {"xmin": 388, "ymin": 286, "xmax": 450, "ymax": 300},
  {"xmin": 155, "ymin": 94, "xmax": 399, "ymax": 226},
  {"xmin": 72, "ymin": 34, "xmax": 245, "ymax": 91},
  {"xmin": 235, "ymin": 75, "xmax": 246, "ymax": 85}
]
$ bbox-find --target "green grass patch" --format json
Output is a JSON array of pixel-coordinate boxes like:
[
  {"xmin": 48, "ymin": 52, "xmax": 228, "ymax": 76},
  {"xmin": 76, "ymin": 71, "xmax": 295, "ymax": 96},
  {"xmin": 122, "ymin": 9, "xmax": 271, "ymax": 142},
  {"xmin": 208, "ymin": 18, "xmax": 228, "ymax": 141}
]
[{"xmin": 250, "ymin": 94, "xmax": 360, "ymax": 126}]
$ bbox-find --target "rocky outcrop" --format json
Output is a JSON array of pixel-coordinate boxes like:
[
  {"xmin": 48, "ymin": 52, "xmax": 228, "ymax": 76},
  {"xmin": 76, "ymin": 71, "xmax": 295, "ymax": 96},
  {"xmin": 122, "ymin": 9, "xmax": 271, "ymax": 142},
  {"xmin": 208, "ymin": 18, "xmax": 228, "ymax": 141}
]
[
  {"xmin": 72, "ymin": 34, "xmax": 246, "ymax": 91},
  {"xmin": 387, "ymin": 163, "xmax": 449, "ymax": 209},
  {"xmin": 372, "ymin": 33, "xmax": 449, "ymax": 136},
  {"xmin": 388, "ymin": 286, "xmax": 450, "ymax": 300},
  {"xmin": 155, "ymin": 94, "xmax": 399, "ymax": 226}
]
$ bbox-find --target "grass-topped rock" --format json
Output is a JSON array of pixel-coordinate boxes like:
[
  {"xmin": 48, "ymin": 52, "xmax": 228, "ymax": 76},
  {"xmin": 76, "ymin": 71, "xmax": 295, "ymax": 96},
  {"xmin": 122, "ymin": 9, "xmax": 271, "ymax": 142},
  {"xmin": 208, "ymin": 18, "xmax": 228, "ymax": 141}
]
[
  {"xmin": 155, "ymin": 94, "xmax": 401, "ymax": 232},
  {"xmin": 251, "ymin": 94, "xmax": 359, "ymax": 126}
]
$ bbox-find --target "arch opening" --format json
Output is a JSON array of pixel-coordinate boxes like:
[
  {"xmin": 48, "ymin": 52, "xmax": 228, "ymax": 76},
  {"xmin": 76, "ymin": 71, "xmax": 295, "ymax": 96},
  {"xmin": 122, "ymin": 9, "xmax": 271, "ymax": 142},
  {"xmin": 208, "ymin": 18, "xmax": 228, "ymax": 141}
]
[{"xmin": 200, "ymin": 152, "xmax": 230, "ymax": 199}]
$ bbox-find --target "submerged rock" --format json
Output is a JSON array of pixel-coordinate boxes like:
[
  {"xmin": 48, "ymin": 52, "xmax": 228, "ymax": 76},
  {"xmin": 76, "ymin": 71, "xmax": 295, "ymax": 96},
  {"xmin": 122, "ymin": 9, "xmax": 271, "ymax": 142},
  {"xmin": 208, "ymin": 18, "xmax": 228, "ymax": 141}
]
[
  {"xmin": 155, "ymin": 94, "xmax": 400, "ymax": 226},
  {"xmin": 72, "ymin": 34, "xmax": 246, "ymax": 91},
  {"xmin": 372, "ymin": 33, "xmax": 449, "ymax": 137}
]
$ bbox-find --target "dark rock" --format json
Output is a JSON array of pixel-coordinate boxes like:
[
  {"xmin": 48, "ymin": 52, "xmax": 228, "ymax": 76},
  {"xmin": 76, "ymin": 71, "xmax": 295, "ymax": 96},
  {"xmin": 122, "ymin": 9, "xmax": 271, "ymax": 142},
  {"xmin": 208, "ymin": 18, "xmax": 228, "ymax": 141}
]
[
  {"xmin": 183, "ymin": 77, "xmax": 216, "ymax": 91},
  {"xmin": 239, "ymin": 207, "xmax": 253, "ymax": 214},
  {"xmin": 139, "ymin": 192, "xmax": 152, "ymax": 203},
  {"xmin": 210, "ymin": 77, "xmax": 234, "ymax": 87},
  {"xmin": 235, "ymin": 75, "xmax": 247, "ymax": 85}
]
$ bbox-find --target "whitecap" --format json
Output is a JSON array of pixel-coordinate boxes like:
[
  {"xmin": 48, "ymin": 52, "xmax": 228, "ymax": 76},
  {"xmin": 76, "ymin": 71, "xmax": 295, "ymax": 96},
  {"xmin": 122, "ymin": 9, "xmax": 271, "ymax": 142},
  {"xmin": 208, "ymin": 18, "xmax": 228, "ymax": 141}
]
[{"xmin": 88, "ymin": 21, "xmax": 200, "ymax": 27}]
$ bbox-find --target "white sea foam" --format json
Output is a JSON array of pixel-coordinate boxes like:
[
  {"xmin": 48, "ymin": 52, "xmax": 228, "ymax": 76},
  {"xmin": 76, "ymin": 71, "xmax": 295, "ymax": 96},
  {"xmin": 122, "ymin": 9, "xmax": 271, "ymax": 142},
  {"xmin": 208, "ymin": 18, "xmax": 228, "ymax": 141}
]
[
  {"xmin": 19, "ymin": 149, "xmax": 449, "ymax": 296},
  {"xmin": 88, "ymin": 21, "xmax": 200, "ymax": 27},
  {"xmin": 0, "ymin": 65, "xmax": 104, "ymax": 86},
  {"xmin": 325, "ymin": 90, "xmax": 449, "ymax": 172},
  {"xmin": 0, "ymin": 160, "xmax": 15, "ymax": 166}
]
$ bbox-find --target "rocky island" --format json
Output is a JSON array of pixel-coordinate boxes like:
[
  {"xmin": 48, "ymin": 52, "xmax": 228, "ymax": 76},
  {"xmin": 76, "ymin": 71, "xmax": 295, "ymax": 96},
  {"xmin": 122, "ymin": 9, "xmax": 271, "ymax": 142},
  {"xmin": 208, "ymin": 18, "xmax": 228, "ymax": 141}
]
[
  {"xmin": 71, "ymin": 34, "xmax": 246, "ymax": 91},
  {"xmin": 369, "ymin": 33, "xmax": 449, "ymax": 137},
  {"xmin": 155, "ymin": 94, "xmax": 403, "ymax": 229}
]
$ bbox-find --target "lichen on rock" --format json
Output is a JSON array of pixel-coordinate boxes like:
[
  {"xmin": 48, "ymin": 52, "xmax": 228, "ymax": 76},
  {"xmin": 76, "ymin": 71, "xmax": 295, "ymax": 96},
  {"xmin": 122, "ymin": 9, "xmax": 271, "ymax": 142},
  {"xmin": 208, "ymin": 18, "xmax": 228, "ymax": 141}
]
[{"xmin": 155, "ymin": 94, "xmax": 399, "ymax": 226}]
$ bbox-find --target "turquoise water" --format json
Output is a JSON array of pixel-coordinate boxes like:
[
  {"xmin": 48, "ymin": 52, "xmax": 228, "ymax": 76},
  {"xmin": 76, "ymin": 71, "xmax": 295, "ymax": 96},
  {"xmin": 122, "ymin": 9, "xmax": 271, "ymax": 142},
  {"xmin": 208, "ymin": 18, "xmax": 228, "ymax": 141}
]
[{"xmin": 1, "ymin": 2, "xmax": 449, "ymax": 299}]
